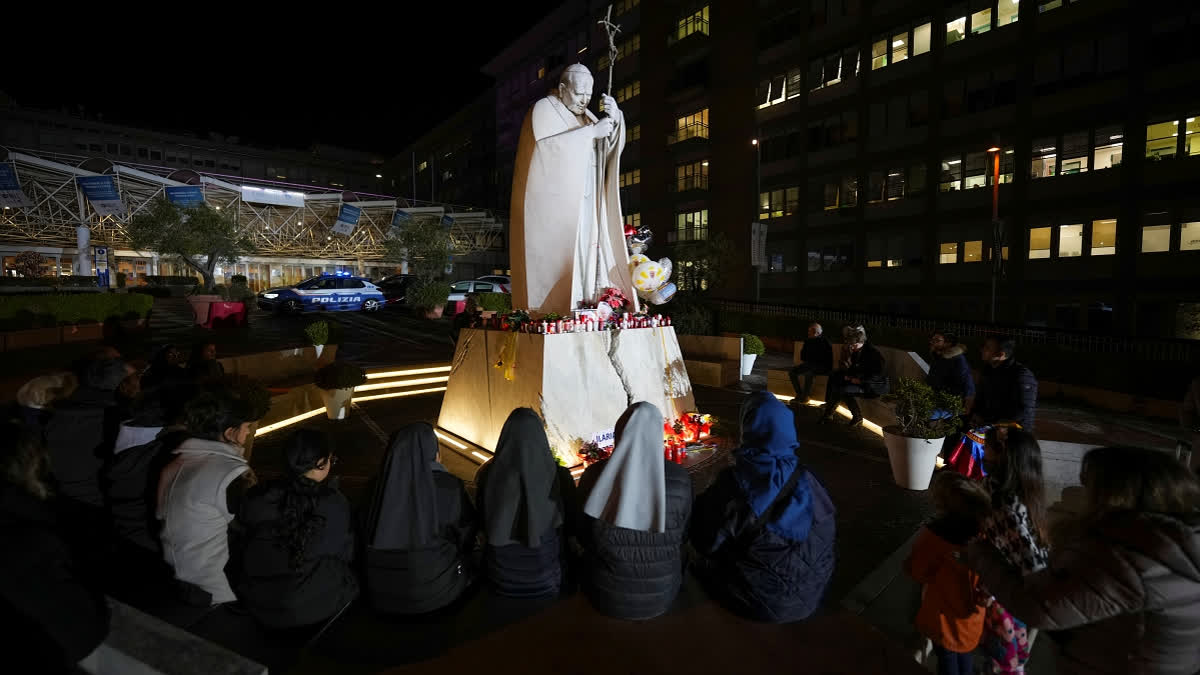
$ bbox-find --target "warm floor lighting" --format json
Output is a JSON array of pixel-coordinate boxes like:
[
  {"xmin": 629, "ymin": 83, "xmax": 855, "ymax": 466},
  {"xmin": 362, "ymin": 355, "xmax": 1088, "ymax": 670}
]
[
  {"xmin": 471, "ymin": 451, "xmax": 491, "ymax": 462},
  {"xmin": 354, "ymin": 376, "xmax": 449, "ymax": 392},
  {"xmin": 366, "ymin": 366, "xmax": 452, "ymax": 379},
  {"xmin": 434, "ymin": 430, "xmax": 467, "ymax": 450},
  {"xmin": 352, "ymin": 386, "xmax": 447, "ymax": 403},
  {"xmin": 255, "ymin": 408, "xmax": 325, "ymax": 437},
  {"xmin": 772, "ymin": 393, "xmax": 884, "ymax": 436}
]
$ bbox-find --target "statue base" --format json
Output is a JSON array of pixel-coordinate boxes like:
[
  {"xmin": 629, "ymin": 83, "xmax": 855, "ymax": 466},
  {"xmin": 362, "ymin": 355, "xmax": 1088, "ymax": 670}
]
[{"xmin": 435, "ymin": 327, "xmax": 696, "ymax": 466}]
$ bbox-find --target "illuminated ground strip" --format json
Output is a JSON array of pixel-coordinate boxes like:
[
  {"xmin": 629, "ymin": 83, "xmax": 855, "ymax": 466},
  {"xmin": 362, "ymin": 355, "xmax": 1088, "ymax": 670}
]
[
  {"xmin": 253, "ymin": 386, "xmax": 447, "ymax": 437},
  {"xmin": 772, "ymin": 393, "xmax": 885, "ymax": 436},
  {"xmin": 351, "ymin": 386, "xmax": 447, "ymax": 403},
  {"xmin": 434, "ymin": 429, "xmax": 491, "ymax": 463},
  {"xmin": 365, "ymin": 366, "xmax": 452, "ymax": 380},
  {"xmin": 354, "ymin": 376, "xmax": 450, "ymax": 392}
]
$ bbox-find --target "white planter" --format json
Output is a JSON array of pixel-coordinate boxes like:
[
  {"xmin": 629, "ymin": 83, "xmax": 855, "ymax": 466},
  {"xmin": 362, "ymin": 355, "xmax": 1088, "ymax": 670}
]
[
  {"xmin": 883, "ymin": 429, "xmax": 946, "ymax": 490},
  {"xmin": 321, "ymin": 387, "xmax": 354, "ymax": 420},
  {"xmin": 741, "ymin": 353, "xmax": 758, "ymax": 376},
  {"xmin": 313, "ymin": 344, "xmax": 325, "ymax": 359}
]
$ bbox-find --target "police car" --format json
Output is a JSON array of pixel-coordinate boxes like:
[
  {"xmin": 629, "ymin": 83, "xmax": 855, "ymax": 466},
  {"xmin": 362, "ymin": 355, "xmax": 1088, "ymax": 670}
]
[{"xmin": 257, "ymin": 274, "xmax": 386, "ymax": 313}]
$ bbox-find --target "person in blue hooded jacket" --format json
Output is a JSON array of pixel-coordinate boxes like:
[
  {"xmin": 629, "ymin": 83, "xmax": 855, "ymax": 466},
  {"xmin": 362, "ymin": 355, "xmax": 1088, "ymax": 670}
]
[{"xmin": 690, "ymin": 391, "xmax": 837, "ymax": 622}]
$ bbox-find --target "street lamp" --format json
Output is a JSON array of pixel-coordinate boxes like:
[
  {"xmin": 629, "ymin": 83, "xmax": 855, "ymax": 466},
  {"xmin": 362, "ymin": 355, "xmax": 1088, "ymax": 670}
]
[
  {"xmin": 752, "ymin": 138, "xmax": 762, "ymax": 301},
  {"xmin": 987, "ymin": 145, "xmax": 1003, "ymax": 323}
]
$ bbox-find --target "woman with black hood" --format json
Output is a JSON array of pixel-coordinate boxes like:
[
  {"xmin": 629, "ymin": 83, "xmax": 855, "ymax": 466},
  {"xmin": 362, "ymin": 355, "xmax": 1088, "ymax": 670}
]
[
  {"xmin": 140, "ymin": 344, "xmax": 187, "ymax": 392},
  {"xmin": 187, "ymin": 342, "xmax": 225, "ymax": 382},
  {"xmin": 363, "ymin": 422, "xmax": 477, "ymax": 614},
  {"xmin": 236, "ymin": 430, "xmax": 358, "ymax": 629},
  {"xmin": 474, "ymin": 408, "xmax": 578, "ymax": 599}
]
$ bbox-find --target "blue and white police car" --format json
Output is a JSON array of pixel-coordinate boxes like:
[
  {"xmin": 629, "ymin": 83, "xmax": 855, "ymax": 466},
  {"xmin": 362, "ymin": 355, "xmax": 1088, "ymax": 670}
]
[{"xmin": 257, "ymin": 274, "xmax": 386, "ymax": 313}]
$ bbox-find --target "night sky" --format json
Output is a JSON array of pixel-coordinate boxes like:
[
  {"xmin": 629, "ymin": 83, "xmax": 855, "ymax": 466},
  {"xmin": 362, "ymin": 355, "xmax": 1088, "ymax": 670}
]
[{"xmin": 3, "ymin": 2, "xmax": 564, "ymax": 156}]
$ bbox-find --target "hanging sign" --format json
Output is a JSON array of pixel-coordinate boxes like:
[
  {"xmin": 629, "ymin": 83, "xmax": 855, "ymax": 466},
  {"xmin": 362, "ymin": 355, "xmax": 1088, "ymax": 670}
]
[
  {"xmin": 77, "ymin": 176, "xmax": 127, "ymax": 217},
  {"xmin": 165, "ymin": 185, "xmax": 205, "ymax": 207},
  {"xmin": 332, "ymin": 204, "xmax": 362, "ymax": 236},
  {"xmin": 0, "ymin": 164, "xmax": 33, "ymax": 208}
]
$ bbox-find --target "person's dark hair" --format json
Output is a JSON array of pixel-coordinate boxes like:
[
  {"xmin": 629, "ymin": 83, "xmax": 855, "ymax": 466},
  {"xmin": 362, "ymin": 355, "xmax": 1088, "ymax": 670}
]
[
  {"xmin": 0, "ymin": 420, "xmax": 51, "ymax": 499},
  {"xmin": 274, "ymin": 430, "xmax": 333, "ymax": 570},
  {"xmin": 82, "ymin": 357, "xmax": 129, "ymax": 393},
  {"xmin": 985, "ymin": 427, "xmax": 1049, "ymax": 546},
  {"xmin": 931, "ymin": 470, "xmax": 992, "ymax": 526},
  {"xmin": 184, "ymin": 386, "xmax": 252, "ymax": 441},
  {"xmin": 985, "ymin": 335, "xmax": 1016, "ymax": 359},
  {"xmin": 1081, "ymin": 446, "xmax": 1200, "ymax": 517},
  {"xmin": 189, "ymin": 342, "xmax": 216, "ymax": 363},
  {"xmin": 933, "ymin": 329, "xmax": 958, "ymax": 346}
]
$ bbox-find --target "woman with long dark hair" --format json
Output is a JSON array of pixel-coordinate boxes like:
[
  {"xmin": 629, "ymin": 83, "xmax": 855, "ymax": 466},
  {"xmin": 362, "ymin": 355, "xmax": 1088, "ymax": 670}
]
[
  {"xmin": 977, "ymin": 427, "xmax": 1050, "ymax": 673},
  {"xmin": 970, "ymin": 446, "xmax": 1200, "ymax": 675},
  {"xmin": 236, "ymin": 430, "xmax": 358, "ymax": 629}
]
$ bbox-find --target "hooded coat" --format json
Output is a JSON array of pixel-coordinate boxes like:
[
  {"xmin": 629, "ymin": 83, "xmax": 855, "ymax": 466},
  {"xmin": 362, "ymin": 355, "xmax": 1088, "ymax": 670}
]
[{"xmin": 927, "ymin": 345, "xmax": 976, "ymax": 400}]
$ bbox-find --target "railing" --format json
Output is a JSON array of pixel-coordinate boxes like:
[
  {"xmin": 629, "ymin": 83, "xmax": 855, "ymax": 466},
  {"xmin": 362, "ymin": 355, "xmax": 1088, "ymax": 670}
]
[
  {"xmin": 670, "ymin": 175, "xmax": 710, "ymax": 192},
  {"xmin": 709, "ymin": 299, "xmax": 1200, "ymax": 363},
  {"xmin": 668, "ymin": 122, "xmax": 709, "ymax": 144}
]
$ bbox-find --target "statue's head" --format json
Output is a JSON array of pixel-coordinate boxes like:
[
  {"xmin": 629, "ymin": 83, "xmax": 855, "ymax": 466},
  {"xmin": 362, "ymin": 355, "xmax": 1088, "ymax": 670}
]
[{"xmin": 557, "ymin": 64, "xmax": 594, "ymax": 115}]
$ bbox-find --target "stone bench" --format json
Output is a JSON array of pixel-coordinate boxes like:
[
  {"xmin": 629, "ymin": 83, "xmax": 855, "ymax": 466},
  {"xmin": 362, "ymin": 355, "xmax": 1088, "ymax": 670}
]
[{"xmin": 678, "ymin": 334, "xmax": 742, "ymax": 388}]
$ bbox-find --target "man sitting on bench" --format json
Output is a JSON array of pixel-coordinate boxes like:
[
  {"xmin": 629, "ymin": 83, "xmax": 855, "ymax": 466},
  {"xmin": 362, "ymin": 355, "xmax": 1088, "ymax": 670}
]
[
  {"xmin": 788, "ymin": 322, "xmax": 833, "ymax": 406},
  {"xmin": 820, "ymin": 326, "xmax": 888, "ymax": 428}
]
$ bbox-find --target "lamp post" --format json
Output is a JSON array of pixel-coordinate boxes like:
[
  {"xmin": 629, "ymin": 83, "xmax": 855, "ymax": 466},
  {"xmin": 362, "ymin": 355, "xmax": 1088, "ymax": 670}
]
[
  {"xmin": 987, "ymin": 145, "xmax": 1002, "ymax": 323},
  {"xmin": 752, "ymin": 138, "xmax": 761, "ymax": 301}
]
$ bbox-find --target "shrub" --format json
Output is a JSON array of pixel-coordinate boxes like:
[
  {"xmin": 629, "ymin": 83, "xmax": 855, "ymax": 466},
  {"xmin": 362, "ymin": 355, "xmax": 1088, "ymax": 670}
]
[
  {"xmin": 0, "ymin": 276, "xmax": 97, "ymax": 288},
  {"xmin": 741, "ymin": 333, "xmax": 765, "ymax": 355},
  {"xmin": 304, "ymin": 319, "xmax": 343, "ymax": 346},
  {"xmin": 408, "ymin": 281, "xmax": 449, "ymax": 311},
  {"xmin": 315, "ymin": 361, "xmax": 367, "ymax": 390},
  {"xmin": 0, "ymin": 293, "xmax": 153, "ymax": 330},
  {"xmin": 231, "ymin": 274, "xmax": 248, "ymax": 285},
  {"xmin": 128, "ymin": 287, "xmax": 171, "ymax": 298},
  {"xmin": 476, "ymin": 292, "xmax": 512, "ymax": 313},
  {"xmin": 882, "ymin": 377, "xmax": 965, "ymax": 439},
  {"xmin": 664, "ymin": 293, "xmax": 714, "ymax": 335},
  {"xmin": 219, "ymin": 281, "xmax": 255, "ymax": 302},
  {"xmin": 13, "ymin": 251, "xmax": 45, "ymax": 278},
  {"xmin": 143, "ymin": 275, "xmax": 199, "ymax": 286}
]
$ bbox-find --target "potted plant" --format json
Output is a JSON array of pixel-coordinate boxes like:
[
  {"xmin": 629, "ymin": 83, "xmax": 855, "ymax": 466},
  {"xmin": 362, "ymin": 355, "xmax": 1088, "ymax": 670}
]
[
  {"xmin": 741, "ymin": 333, "xmax": 765, "ymax": 376},
  {"xmin": 408, "ymin": 281, "xmax": 449, "ymax": 319},
  {"xmin": 314, "ymin": 361, "xmax": 366, "ymax": 420},
  {"xmin": 880, "ymin": 377, "xmax": 965, "ymax": 490},
  {"xmin": 304, "ymin": 319, "xmax": 343, "ymax": 360}
]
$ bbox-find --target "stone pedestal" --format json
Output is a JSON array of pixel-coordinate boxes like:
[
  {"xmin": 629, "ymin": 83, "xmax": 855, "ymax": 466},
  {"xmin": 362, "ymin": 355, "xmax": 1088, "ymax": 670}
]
[{"xmin": 437, "ymin": 327, "xmax": 695, "ymax": 463}]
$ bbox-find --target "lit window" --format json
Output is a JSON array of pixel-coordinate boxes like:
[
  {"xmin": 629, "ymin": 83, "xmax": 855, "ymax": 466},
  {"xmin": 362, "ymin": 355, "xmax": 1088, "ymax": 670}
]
[
  {"xmin": 871, "ymin": 39, "xmax": 889, "ymax": 70},
  {"xmin": 675, "ymin": 209, "xmax": 709, "ymax": 241},
  {"xmin": 996, "ymin": 0, "xmax": 1019, "ymax": 26},
  {"xmin": 1141, "ymin": 224, "xmax": 1171, "ymax": 252},
  {"xmin": 615, "ymin": 81, "xmax": 641, "ymax": 103},
  {"xmin": 964, "ymin": 152, "xmax": 987, "ymax": 189},
  {"xmin": 970, "ymin": 7, "xmax": 993, "ymax": 34},
  {"xmin": 619, "ymin": 169, "xmax": 641, "ymax": 187},
  {"xmin": 939, "ymin": 156, "xmax": 963, "ymax": 191},
  {"xmin": 628, "ymin": 124, "xmax": 641, "ymax": 142},
  {"xmin": 946, "ymin": 12, "xmax": 967, "ymax": 45},
  {"xmin": 675, "ymin": 160, "xmax": 709, "ymax": 192},
  {"xmin": 671, "ymin": 109, "xmax": 708, "ymax": 143},
  {"xmin": 809, "ymin": 48, "xmax": 858, "ymax": 92},
  {"xmin": 418, "ymin": 161, "xmax": 428, "ymax": 172},
  {"xmin": 1029, "ymin": 227, "xmax": 1052, "ymax": 259},
  {"xmin": 940, "ymin": 243, "xmax": 959, "ymax": 264},
  {"xmin": 822, "ymin": 181, "xmax": 840, "ymax": 210},
  {"xmin": 1091, "ymin": 219, "xmax": 1117, "ymax": 256},
  {"xmin": 963, "ymin": 240, "xmax": 984, "ymax": 262},
  {"xmin": 1058, "ymin": 224, "xmax": 1084, "ymax": 257},
  {"xmin": 1146, "ymin": 120, "xmax": 1178, "ymax": 159},
  {"xmin": 1181, "ymin": 222, "xmax": 1200, "ymax": 250},
  {"xmin": 867, "ymin": 260, "xmax": 883, "ymax": 268},
  {"xmin": 1031, "ymin": 138, "xmax": 1057, "ymax": 178},
  {"xmin": 886, "ymin": 169, "xmax": 906, "ymax": 200},
  {"xmin": 913, "ymin": 22, "xmax": 932, "ymax": 56},
  {"xmin": 1093, "ymin": 125, "xmax": 1124, "ymax": 170},
  {"xmin": 537, "ymin": 66, "xmax": 545, "ymax": 79},
  {"xmin": 1060, "ymin": 132, "xmax": 1089, "ymax": 174},
  {"xmin": 614, "ymin": 0, "xmax": 638, "ymax": 16},
  {"xmin": 1187, "ymin": 116, "xmax": 1200, "ymax": 156},
  {"xmin": 624, "ymin": 212, "xmax": 641, "ymax": 228},
  {"xmin": 891, "ymin": 33, "xmax": 909, "ymax": 63},
  {"xmin": 672, "ymin": 5, "xmax": 709, "ymax": 43}
]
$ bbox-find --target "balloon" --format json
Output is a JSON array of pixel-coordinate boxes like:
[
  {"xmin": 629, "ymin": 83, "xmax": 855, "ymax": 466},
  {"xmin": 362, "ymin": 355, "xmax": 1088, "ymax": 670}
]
[
  {"xmin": 648, "ymin": 282, "xmax": 677, "ymax": 305},
  {"xmin": 633, "ymin": 260, "xmax": 665, "ymax": 292},
  {"xmin": 629, "ymin": 253, "xmax": 650, "ymax": 267},
  {"xmin": 596, "ymin": 302, "xmax": 613, "ymax": 322},
  {"xmin": 657, "ymin": 258, "xmax": 672, "ymax": 282}
]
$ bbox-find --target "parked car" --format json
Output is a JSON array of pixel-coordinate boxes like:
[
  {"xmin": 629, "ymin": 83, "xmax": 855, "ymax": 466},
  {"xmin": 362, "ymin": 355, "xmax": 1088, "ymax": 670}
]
[
  {"xmin": 257, "ymin": 275, "xmax": 385, "ymax": 313},
  {"xmin": 446, "ymin": 279, "xmax": 506, "ymax": 316},
  {"xmin": 375, "ymin": 274, "xmax": 417, "ymax": 305},
  {"xmin": 475, "ymin": 275, "xmax": 512, "ymax": 293}
]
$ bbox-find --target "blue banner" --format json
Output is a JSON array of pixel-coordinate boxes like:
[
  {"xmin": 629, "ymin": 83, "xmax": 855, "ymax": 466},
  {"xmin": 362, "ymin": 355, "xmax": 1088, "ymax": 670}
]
[
  {"xmin": 391, "ymin": 210, "xmax": 411, "ymax": 227},
  {"xmin": 0, "ymin": 164, "xmax": 33, "ymax": 208},
  {"xmin": 165, "ymin": 185, "xmax": 205, "ymax": 208},
  {"xmin": 332, "ymin": 204, "xmax": 363, "ymax": 236},
  {"xmin": 441, "ymin": 214, "xmax": 455, "ymax": 227},
  {"xmin": 77, "ymin": 176, "xmax": 126, "ymax": 217}
]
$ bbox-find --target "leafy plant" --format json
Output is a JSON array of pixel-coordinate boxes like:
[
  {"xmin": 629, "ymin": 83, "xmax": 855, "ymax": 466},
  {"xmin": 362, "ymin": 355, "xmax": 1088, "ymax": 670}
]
[
  {"xmin": 504, "ymin": 309, "xmax": 531, "ymax": 332},
  {"xmin": 671, "ymin": 233, "xmax": 730, "ymax": 293},
  {"xmin": 315, "ymin": 361, "xmax": 367, "ymax": 390},
  {"xmin": 382, "ymin": 217, "xmax": 453, "ymax": 284},
  {"xmin": 128, "ymin": 198, "xmax": 251, "ymax": 291},
  {"xmin": 882, "ymin": 376, "xmax": 965, "ymax": 439},
  {"xmin": 664, "ymin": 292, "xmax": 714, "ymax": 335},
  {"xmin": 12, "ymin": 251, "xmax": 46, "ymax": 278},
  {"xmin": 231, "ymin": 274, "xmax": 248, "ymax": 285},
  {"xmin": 0, "ymin": 293, "xmax": 153, "ymax": 330},
  {"xmin": 741, "ymin": 333, "xmax": 765, "ymax": 355},
  {"xmin": 476, "ymin": 292, "xmax": 512, "ymax": 313},
  {"xmin": 543, "ymin": 312, "xmax": 563, "ymax": 321},
  {"xmin": 408, "ymin": 281, "xmax": 449, "ymax": 312},
  {"xmin": 304, "ymin": 319, "xmax": 344, "ymax": 346}
]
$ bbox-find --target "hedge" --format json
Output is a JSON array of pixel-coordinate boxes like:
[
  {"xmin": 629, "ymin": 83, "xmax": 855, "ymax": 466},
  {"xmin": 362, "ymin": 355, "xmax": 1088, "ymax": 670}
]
[
  {"xmin": 476, "ymin": 292, "xmax": 512, "ymax": 312},
  {"xmin": 0, "ymin": 276, "xmax": 97, "ymax": 288},
  {"xmin": 0, "ymin": 294, "xmax": 154, "ymax": 331},
  {"xmin": 143, "ymin": 275, "xmax": 199, "ymax": 286}
]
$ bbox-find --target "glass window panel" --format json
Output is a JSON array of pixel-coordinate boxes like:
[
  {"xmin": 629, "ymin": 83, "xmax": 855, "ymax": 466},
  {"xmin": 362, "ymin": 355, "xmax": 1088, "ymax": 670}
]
[
  {"xmin": 940, "ymin": 242, "xmax": 959, "ymax": 264},
  {"xmin": 939, "ymin": 156, "xmax": 963, "ymax": 192},
  {"xmin": 892, "ymin": 32, "xmax": 909, "ymax": 63},
  {"xmin": 1029, "ymin": 227, "xmax": 1052, "ymax": 259},
  {"xmin": 1031, "ymin": 137, "xmax": 1057, "ymax": 178},
  {"xmin": 913, "ymin": 22, "xmax": 932, "ymax": 55},
  {"xmin": 1181, "ymin": 222, "xmax": 1200, "ymax": 251},
  {"xmin": 1141, "ymin": 224, "xmax": 1171, "ymax": 252},
  {"xmin": 772, "ymin": 189, "xmax": 784, "ymax": 217},
  {"xmin": 1091, "ymin": 219, "xmax": 1117, "ymax": 256},
  {"xmin": 786, "ymin": 187, "xmax": 800, "ymax": 215},
  {"xmin": 871, "ymin": 38, "xmax": 888, "ymax": 69},
  {"xmin": 963, "ymin": 240, "xmax": 984, "ymax": 262},
  {"xmin": 1093, "ymin": 125, "xmax": 1124, "ymax": 170},
  {"xmin": 887, "ymin": 236, "xmax": 905, "ymax": 267},
  {"xmin": 996, "ymin": 0, "xmax": 1019, "ymax": 25},
  {"xmin": 1187, "ymin": 116, "xmax": 1200, "ymax": 156},
  {"xmin": 867, "ymin": 260, "xmax": 883, "ymax": 268},
  {"xmin": 909, "ymin": 164, "xmax": 927, "ymax": 195},
  {"xmin": 867, "ymin": 172, "xmax": 885, "ymax": 203},
  {"xmin": 841, "ymin": 175, "xmax": 858, "ymax": 207},
  {"xmin": 1058, "ymin": 224, "xmax": 1084, "ymax": 257},
  {"xmin": 1146, "ymin": 120, "xmax": 1179, "ymax": 159},
  {"xmin": 946, "ymin": 13, "xmax": 967, "ymax": 45},
  {"xmin": 964, "ymin": 152, "xmax": 987, "ymax": 189},
  {"xmin": 886, "ymin": 169, "xmax": 906, "ymax": 200},
  {"xmin": 1060, "ymin": 131, "xmax": 1089, "ymax": 173},
  {"xmin": 823, "ymin": 182, "xmax": 840, "ymax": 210},
  {"xmin": 971, "ymin": 7, "xmax": 992, "ymax": 34}
]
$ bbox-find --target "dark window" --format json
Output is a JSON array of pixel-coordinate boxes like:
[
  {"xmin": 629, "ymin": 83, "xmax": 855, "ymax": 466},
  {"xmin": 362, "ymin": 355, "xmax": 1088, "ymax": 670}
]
[
  {"xmin": 340, "ymin": 279, "xmax": 365, "ymax": 289},
  {"xmin": 150, "ymin": 150, "xmax": 161, "ymax": 160},
  {"xmin": 137, "ymin": 147, "xmax": 148, "ymax": 158},
  {"xmin": 106, "ymin": 143, "xmax": 117, "ymax": 154}
]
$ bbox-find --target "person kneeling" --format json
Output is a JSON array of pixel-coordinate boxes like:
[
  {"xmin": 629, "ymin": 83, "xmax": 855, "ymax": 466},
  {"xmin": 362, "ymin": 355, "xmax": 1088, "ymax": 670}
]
[{"xmin": 691, "ymin": 392, "xmax": 836, "ymax": 622}]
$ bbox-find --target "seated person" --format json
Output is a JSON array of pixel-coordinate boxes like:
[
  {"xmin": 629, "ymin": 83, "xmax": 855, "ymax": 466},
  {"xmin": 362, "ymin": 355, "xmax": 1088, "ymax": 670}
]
[
  {"xmin": 187, "ymin": 342, "xmax": 225, "ymax": 381},
  {"xmin": 972, "ymin": 336, "xmax": 1037, "ymax": 432},
  {"xmin": 237, "ymin": 430, "xmax": 358, "ymax": 629},
  {"xmin": 820, "ymin": 326, "xmax": 888, "ymax": 427},
  {"xmin": 926, "ymin": 330, "xmax": 975, "ymax": 403},
  {"xmin": 363, "ymin": 423, "xmax": 477, "ymax": 614},
  {"xmin": 577, "ymin": 402, "xmax": 693, "ymax": 620},
  {"xmin": 475, "ymin": 408, "xmax": 577, "ymax": 599},
  {"xmin": 691, "ymin": 392, "xmax": 836, "ymax": 622},
  {"xmin": 788, "ymin": 322, "xmax": 834, "ymax": 403}
]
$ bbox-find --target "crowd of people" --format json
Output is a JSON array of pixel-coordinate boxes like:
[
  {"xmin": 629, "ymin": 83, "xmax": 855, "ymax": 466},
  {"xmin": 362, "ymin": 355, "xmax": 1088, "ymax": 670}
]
[{"xmin": 2, "ymin": 330, "xmax": 1198, "ymax": 675}]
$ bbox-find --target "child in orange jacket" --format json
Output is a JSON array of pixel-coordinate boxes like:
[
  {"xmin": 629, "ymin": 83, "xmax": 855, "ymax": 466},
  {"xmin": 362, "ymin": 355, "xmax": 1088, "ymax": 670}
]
[{"xmin": 905, "ymin": 471, "xmax": 992, "ymax": 675}]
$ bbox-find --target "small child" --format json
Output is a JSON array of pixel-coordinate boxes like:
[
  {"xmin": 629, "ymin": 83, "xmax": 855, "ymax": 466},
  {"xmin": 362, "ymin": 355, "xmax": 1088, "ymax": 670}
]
[{"xmin": 904, "ymin": 471, "xmax": 993, "ymax": 675}]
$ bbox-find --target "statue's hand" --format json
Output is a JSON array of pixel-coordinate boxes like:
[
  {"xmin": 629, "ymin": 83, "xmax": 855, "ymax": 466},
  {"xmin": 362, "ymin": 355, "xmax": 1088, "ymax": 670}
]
[
  {"xmin": 600, "ymin": 94, "xmax": 621, "ymax": 122},
  {"xmin": 591, "ymin": 116, "xmax": 616, "ymax": 139}
]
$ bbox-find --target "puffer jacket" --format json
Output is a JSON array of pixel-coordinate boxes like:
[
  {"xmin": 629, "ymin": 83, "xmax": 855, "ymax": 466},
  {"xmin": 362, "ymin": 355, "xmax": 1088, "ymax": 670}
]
[
  {"xmin": 969, "ymin": 511, "xmax": 1200, "ymax": 675},
  {"xmin": 975, "ymin": 359, "xmax": 1038, "ymax": 431},
  {"xmin": 577, "ymin": 460, "xmax": 692, "ymax": 620},
  {"xmin": 927, "ymin": 345, "xmax": 976, "ymax": 400}
]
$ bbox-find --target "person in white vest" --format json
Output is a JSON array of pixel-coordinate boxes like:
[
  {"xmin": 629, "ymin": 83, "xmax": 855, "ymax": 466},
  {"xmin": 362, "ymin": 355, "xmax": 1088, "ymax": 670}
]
[{"xmin": 157, "ymin": 387, "xmax": 255, "ymax": 605}]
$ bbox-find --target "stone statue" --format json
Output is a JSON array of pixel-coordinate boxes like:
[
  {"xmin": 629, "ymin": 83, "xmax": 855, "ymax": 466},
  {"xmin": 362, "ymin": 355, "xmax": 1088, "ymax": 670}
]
[{"xmin": 509, "ymin": 64, "xmax": 637, "ymax": 315}]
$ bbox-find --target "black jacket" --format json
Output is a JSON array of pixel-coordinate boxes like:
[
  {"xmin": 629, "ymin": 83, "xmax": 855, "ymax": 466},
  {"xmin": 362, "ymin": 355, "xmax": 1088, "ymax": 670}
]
[
  {"xmin": 576, "ymin": 460, "xmax": 693, "ymax": 620},
  {"xmin": 364, "ymin": 469, "xmax": 477, "ymax": 614},
  {"xmin": 0, "ymin": 484, "xmax": 109, "ymax": 673},
  {"xmin": 100, "ymin": 429, "xmax": 187, "ymax": 554},
  {"xmin": 846, "ymin": 341, "xmax": 889, "ymax": 396},
  {"xmin": 690, "ymin": 468, "xmax": 837, "ymax": 623},
  {"xmin": 236, "ymin": 481, "xmax": 359, "ymax": 629},
  {"xmin": 44, "ymin": 389, "xmax": 121, "ymax": 508},
  {"xmin": 926, "ymin": 345, "xmax": 976, "ymax": 400},
  {"xmin": 975, "ymin": 359, "xmax": 1038, "ymax": 431},
  {"xmin": 476, "ymin": 464, "xmax": 577, "ymax": 599},
  {"xmin": 800, "ymin": 335, "xmax": 834, "ymax": 371}
]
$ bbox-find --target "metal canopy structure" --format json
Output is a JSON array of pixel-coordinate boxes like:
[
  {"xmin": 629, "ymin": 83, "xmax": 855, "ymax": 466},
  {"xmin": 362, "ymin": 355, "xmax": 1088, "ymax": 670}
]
[{"xmin": 0, "ymin": 147, "xmax": 505, "ymax": 259}]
